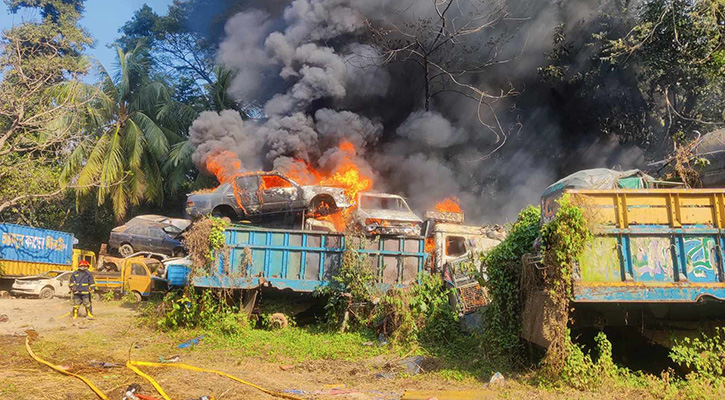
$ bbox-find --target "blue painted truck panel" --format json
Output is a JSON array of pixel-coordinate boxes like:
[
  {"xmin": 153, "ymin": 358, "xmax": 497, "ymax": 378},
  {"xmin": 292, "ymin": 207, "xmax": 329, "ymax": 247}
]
[
  {"xmin": 0, "ymin": 223, "xmax": 74, "ymax": 265},
  {"xmin": 562, "ymin": 189, "xmax": 725, "ymax": 303},
  {"xmin": 193, "ymin": 226, "xmax": 427, "ymax": 292}
]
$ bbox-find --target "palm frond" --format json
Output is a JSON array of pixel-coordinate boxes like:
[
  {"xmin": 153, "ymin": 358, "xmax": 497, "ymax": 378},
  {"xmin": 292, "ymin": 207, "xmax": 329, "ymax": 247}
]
[
  {"xmin": 60, "ymin": 137, "xmax": 94, "ymax": 185},
  {"xmin": 131, "ymin": 112, "xmax": 169, "ymax": 159},
  {"xmin": 111, "ymin": 182, "xmax": 128, "ymax": 222},
  {"xmin": 142, "ymin": 151, "xmax": 163, "ymax": 205},
  {"xmin": 156, "ymin": 101, "xmax": 199, "ymax": 134},
  {"xmin": 127, "ymin": 165, "xmax": 147, "ymax": 207},
  {"xmin": 99, "ymin": 125, "xmax": 125, "ymax": 201},
  {"xmin": 123, "ymin": 118, "xmax": 146, "ymax": 170},
  {"xmin": 76, "ymin": 132, "xmax": 111, "ymax": 194}
]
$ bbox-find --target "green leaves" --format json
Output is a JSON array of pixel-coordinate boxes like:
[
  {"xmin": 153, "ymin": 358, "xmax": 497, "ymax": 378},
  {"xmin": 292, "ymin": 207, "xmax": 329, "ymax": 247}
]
[
  {"xmin": 480, "ymin": 205, "xmax": 541, "ymax": 364},
  {"xmin": 58, "ymin": 45, "xmax": 195, "ymax": 221}
]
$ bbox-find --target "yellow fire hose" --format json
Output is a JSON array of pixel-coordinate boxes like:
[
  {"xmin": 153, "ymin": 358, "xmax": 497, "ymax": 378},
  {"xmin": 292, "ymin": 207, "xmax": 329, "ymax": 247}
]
[
  {"xmin": 25, "ymin": 336, "xmax": 110, "ymax": 400},
  {"xmin": 126, "ymin": 361, "xmax": 304, "ymax": 400},
  {"xmin": 26, "ymin": 335, "xmax": 304, "ymax": 400}
]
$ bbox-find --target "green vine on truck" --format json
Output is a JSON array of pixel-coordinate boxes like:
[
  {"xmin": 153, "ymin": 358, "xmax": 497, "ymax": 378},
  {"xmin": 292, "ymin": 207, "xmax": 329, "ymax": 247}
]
[{"xmin": 539, "ymin": 194, "xmax": 592, "ymax": 375}]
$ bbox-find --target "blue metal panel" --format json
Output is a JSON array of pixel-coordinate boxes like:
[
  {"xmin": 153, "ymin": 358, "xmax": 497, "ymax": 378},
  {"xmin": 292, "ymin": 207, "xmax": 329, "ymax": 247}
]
[
  {"xmin": 574, "ymin": 284, "xmax": 725, "ymax": 302},
  {"xmin": 681, "ymin": 235, "xmax": 720, "ymax": 283},
  {"xmin": 576, "ymin": 226, "xmax": 725, "ymax": 302},
  {"xmin": 167, "ymin": 264, "xmax": 192, "ymax": 287},
  {"xmin": 0, "ymin": 223, "xmax": 74, "ymax": 265},
  {"xmin": 193, "ymin": 226, "xmax": 428, "ymax": 292}
]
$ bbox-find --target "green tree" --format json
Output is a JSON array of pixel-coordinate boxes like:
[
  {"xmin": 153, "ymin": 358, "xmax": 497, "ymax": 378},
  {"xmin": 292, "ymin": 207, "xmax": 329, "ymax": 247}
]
[
  {"xmin": 540, "ymin": 0, "xmax": 725, "ymax": 153},
  {"xmin": 605, "ymin": 0, "xmax": 725, "ymax": 148},
  {"xmin": 0, "ymin": 0, "xmax": 93, "ymax": 222},
  {"xmin": 61, "ymin": 45, "xmax": 192, "ymax": 221}
]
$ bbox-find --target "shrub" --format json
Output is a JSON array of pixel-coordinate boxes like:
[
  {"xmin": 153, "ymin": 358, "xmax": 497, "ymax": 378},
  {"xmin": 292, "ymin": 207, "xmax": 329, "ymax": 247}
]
[{"xmin": 480, "ymin": 205, "xmax": 541, "ymax": 363}]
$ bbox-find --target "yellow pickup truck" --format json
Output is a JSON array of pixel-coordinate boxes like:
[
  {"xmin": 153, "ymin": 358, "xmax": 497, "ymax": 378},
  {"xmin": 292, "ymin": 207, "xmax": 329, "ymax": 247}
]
[{"xmin": 93, "ymin": 255, "xmax": 168, "ymax": 301}]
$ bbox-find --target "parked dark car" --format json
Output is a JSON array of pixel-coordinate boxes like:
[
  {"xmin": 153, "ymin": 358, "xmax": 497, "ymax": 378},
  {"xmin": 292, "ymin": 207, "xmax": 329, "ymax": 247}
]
[
  {"xmin": 108, "ymin": 215, "xmax": 190, "ymax": 257},
  {"xmin": 185, "ymin": 171, "xmax": 352, "ymax": 220}
]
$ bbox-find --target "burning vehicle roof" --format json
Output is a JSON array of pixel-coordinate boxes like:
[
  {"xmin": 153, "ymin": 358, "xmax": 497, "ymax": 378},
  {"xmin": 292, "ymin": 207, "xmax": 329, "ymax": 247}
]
[{"xmin": 353, "ymin": 191, "xmax": 423, "ymax": 236}]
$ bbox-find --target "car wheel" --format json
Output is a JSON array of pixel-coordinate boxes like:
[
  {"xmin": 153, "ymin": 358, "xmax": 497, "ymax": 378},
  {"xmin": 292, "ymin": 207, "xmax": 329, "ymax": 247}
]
[
  {"xmin": 268, "ymin": 313, "xmax": 289, "ymax": 329},
  {"xmin": 119, "ymin": 243, "xmax": 134, "ymax": 258},
  {"xmin": 39, "ymin": 286, "xmax": 55, "ymax": 300},
  {"xmin": 133, "ymin": 291, "xmax": 143, "ymax": 302}
]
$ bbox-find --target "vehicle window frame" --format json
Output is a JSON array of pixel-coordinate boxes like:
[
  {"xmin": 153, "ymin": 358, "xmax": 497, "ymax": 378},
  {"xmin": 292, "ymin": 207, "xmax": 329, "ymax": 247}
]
[
  {"xmin": 445, "ymin": 235, "xmax": 468, "ymax": 257},
  {"xmin": 131, "ymin": 263, "xmax": 148, "ymax": 276},
  {"xmin": 235, "ymin": 175, "xmax": 260, "ymax": 192},
  {"xmin": 58, "ymin": 273, "xmax": 71, "ymax": 281},
  {"xmin": 149, "ymin": 227, "xmax": 168, "ymax": 239},
  {"xmin": 126, "ymin": 224, "xmax": 148, "ymax": 236},
  {"xmin": 260, "ymin": 174, "xmax": 294, "ymax": 191}
]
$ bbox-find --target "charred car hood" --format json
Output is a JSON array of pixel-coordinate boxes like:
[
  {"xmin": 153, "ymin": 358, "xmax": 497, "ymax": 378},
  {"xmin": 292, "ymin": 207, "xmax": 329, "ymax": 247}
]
[{"xmin": 357, "ymin": 209, "xmax": 423, "ymax": 223}]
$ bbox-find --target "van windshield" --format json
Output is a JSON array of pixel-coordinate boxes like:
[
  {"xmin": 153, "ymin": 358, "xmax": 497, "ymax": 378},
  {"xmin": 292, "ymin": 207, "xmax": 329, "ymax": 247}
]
[{"xmin": 360, "ymin": 195, "xmax": 409, "ymax": 211}]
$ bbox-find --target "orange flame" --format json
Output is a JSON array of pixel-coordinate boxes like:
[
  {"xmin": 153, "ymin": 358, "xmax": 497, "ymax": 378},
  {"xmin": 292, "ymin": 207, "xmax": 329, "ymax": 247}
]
[
  {"xmin": 204, "ymin": 141, "xmax": 375, "ymax": 232},
  {"xmin": 206, "ymin": 150, "xmax": 242, "ymax": 184},
  {"xmin": 319, "ymin": 140, "xmax": 373, "ymax": 201},
  {"xmin": 435, "ymin": 197, "xmax": 462, "ymax": 213}
]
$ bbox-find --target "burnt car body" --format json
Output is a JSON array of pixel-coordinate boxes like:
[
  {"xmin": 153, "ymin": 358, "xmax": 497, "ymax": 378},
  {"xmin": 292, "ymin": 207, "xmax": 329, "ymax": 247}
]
[
  {"xmin": 353, "ymin": 192, "xmax": 423, "ymax": 236},
  {"xmin": 185, "ymin": 171, "xmax": 352, "ymax": 219},
  {"xmin": 108, "ymin": 215, "xmax": 190, "ymax": 257}
]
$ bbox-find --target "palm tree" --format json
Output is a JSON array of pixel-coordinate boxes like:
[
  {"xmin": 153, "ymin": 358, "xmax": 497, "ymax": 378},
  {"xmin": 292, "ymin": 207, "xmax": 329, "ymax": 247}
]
[{"xmin": 60, "ymin": 45, "xmax": 185, "ymax": 220}]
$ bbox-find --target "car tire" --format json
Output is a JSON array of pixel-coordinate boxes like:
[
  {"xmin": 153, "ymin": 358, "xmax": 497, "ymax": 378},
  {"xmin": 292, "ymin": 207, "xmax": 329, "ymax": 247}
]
[
  {"xmin": 39, "ymin": 286, "xmax": 54, "ymax": 300},
  {"xmin": 133, "ymin": 291, "xmax": 143, "ymax": 302},
  {"xmin": 119, "ymin": 243, "xmax": 134, "ymax": 258},
  {"xmin": 269, "ymin": 313, "xmax": 289, "ymax": 329}
]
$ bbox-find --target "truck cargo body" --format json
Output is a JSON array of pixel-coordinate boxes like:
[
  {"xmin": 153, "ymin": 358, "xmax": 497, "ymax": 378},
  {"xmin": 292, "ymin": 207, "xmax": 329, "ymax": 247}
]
[
  {"xmin": 193, "ymin": 226, "xmax": 428, "ymax": 292},
  {"xmin": 0, "ymin": 224, "xmax": 97, "ymax": 283},
  {"xmin": 0, "ymin": 223, "xmax": 73, "ymax": 265},
  {"xmin": 523, "ymin": 188, "xmax": 725, "ymax": 348},
  {"xmin": 562, "ymin": 189, "xmax": 725, "ymax": 303}
]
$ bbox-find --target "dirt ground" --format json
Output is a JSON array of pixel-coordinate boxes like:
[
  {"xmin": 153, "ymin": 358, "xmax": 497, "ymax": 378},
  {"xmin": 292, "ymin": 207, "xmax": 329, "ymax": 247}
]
[{"xmin": 0, "ymin": 298, "xmax": 652, "ymax": 400}]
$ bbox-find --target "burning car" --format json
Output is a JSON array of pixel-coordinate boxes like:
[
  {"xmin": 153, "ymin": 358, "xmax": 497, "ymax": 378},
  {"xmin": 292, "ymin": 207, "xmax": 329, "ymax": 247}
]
[
  {"xmin": 352, "ymin": 192, "xmax": 423, "ymax": 236},
  {"xmin": 186, "ymin": 171, "xmax": 353, "ymax": 220}
]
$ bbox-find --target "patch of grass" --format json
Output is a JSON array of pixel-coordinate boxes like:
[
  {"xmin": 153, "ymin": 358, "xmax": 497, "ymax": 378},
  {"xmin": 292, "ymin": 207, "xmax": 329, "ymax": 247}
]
[{"xmin": 204, "ymin": 325, "xmax": 400, "ymax": 363}]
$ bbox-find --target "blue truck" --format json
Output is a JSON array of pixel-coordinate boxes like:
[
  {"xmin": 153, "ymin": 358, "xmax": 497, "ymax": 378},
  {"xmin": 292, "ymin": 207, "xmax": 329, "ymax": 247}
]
[
  {"xmin": 167, "ymin": 224, "xmax": 429, "ymax": 315},
  {"xmin": 522, "ymin": 169, "xmax": 725, "ymax": 348},
  {"xmin": 0, "ymin": 224, "xmax": 96, "ymax": 291}
]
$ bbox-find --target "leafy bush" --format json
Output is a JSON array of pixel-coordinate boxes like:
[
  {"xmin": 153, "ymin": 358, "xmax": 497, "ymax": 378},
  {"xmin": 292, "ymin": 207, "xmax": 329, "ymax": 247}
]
[
  {"xmin": 670, "ymin": 327, "xmax": 725, "ymax": 380},
  {"xmin": 318, "ymin": 233, "xmax": 376, "ymax": 328},
  {"xmin": 182, "ymin": 216, "xmax": 229, "ymax": 273},
  {"xmin": 540, "ymin": 195, "xmax": 592, "ymax": 373},
  {"xmin": 559, "ymin": 331, "xmax": 618, "ymax": 390},
  {"xmin": 157, "ymin": 290, "xmax": 247, "ymax": 336},
  {"xmin": 480, "ymin": 205, "xmax": 541, "ymax": 363}
]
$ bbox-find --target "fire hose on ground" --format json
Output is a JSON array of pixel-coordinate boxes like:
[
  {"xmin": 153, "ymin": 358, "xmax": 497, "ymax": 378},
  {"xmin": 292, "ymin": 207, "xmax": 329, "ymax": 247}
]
[{"xmin": 25, "ymin": 335, "xmax": 305, "ymax": 400}]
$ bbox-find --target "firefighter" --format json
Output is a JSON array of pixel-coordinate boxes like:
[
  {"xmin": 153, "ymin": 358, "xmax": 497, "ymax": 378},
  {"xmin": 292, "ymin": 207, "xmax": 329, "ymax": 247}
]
[{"xmin": 69, "ymin": 260, "xmax": 95, "ymax": 319}]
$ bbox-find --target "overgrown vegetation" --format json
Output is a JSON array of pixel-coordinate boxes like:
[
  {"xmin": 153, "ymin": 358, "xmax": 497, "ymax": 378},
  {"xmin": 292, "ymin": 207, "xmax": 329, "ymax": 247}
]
[
  {"xmin": 318, "ymin": 233, "xmax": 377, "ymax": 329},
  {"xmin": 480, "ymin": 205, "xmax": 541, "ymax": 364},
  {"xmin": 154, "ymin": 290, "xmax": 247, "ymax": 336},
  {"xmin": 670, "ymin": 327, "xmax": 725, "ymax": 381},
  {"xmin": 539, "ymin": 195, "xmax": 592, "ymax": 374},
  {"xmin": 182, "ymin": 216, "xmax": 229, "ymax": 273}
]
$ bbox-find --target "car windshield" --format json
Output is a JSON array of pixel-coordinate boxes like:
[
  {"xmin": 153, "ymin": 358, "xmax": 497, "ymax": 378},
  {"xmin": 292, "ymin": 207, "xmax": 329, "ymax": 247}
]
[
  {"xmin": 41, "ymin": 271, "xmax": 61, "ymax": 278},
  {"xmin": 214, "ymin": 183, "xmax": 231, "ymax": 193},
  {"xmin": 360, "ymin": 195, "xmax": 410, "ymax": 212},
  {"xmin": 163, "ymin": 225, "xmax": 182, "ymax": 236}
]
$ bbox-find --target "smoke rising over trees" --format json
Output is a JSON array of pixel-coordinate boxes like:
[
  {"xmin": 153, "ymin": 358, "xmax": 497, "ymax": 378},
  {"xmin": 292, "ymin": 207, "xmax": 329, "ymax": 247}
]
[{"xmin": 1, "ymin": 0, "xmax": 723, "ymax": 227}]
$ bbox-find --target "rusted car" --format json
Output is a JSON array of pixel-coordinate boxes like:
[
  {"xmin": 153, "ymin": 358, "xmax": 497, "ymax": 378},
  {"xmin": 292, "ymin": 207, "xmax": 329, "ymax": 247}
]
[
  {"xmin": 352, "ymin": 192, "xmax": 423, "ymax": 236},
  {"xmin": 186, "ymin": 171, "xmax": 352, "ymax": 220}
]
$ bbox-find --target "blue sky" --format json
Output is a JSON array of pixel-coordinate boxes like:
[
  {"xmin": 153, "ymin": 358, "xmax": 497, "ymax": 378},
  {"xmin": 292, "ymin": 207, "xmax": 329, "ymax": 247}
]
[{"xmin": 0, "ymin": 0, "xmax": 175, "ymax": 79}]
